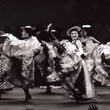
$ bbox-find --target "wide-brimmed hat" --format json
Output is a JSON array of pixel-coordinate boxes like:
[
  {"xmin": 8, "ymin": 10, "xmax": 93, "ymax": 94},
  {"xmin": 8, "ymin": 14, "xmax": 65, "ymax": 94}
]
[
  {"xmin": 66, "ymin": 26, "xmax": 81, "ymax": 36},
  {"xmin": 20, "ymin": 26, "xmax": 35, "ymax": 30},
  {"xmin": 82, "ymin": 25, "xmax": 91, "ymax": 28},
  {"xmin": 0, "ymin": 31, "xmax": 9, "ymax": 37},
  {"xmin": 81, "ymin": 25, "xmax": 92, "ymax": 36}
]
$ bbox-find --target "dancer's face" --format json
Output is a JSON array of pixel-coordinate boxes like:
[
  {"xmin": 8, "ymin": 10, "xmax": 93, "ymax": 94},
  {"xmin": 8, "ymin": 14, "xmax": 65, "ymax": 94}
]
[
  {"xmin": 70, "ymin": 31, "xmax": 79, "ymax": 40},
  {"xmin": 80, "ymin": 29, "xmax": 87, "ymax": 37},
  {"xmin": 21, "ymin": 29, "xmax": 29, "ymax": 38}
]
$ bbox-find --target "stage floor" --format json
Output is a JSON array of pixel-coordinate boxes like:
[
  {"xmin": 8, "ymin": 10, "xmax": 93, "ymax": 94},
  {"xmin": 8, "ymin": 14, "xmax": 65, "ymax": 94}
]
[{"xmin": 0, "ymin": 86, "xmax": 110, "ymax": 110}]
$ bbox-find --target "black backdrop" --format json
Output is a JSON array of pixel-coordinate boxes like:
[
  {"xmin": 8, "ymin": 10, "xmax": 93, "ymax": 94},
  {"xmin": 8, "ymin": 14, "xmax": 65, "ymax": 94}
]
[{"xmin": 0, "ymin": 0, "xmax": 110, "ymax": 43}]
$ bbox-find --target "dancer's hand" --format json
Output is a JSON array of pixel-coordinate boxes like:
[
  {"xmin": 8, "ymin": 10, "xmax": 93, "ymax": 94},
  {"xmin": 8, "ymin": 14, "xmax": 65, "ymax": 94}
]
[
  {"xmin": 25, "ymin": 105, "xmax": 34, "ymax": 110},
  {"xmin": 47, "ymin": 23, "xmax": 52, "ymax": 32},
  {"xmin": 88, "ymin": 104, "xmax": 98, "ymax": 110}
]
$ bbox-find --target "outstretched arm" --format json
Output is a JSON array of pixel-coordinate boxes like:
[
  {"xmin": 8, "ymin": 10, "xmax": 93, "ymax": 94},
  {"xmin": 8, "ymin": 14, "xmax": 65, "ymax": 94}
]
[
  {"xmin": 90, "ymin": 37, "xmax": 100, "ymax": 44},
  {"xmin": 76, "ymin": 40, "xmax": 84, "ymax": 55}
]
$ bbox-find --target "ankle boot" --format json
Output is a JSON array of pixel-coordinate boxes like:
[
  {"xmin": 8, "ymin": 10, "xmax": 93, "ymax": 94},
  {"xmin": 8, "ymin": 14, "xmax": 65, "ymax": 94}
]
[
  {"xmin": 24, "ymin": 95, "xmax": 32, "ymax": 102},
  {"xmin": 73, "ymin": 89, "xmax": 81, "ymax": 104}
]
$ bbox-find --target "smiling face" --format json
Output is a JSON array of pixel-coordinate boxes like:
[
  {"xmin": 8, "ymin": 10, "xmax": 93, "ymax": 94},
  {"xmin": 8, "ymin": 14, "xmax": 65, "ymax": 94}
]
[{"xmin": 70, "ymin": 30, "xmax": 79, "ymax": 40}]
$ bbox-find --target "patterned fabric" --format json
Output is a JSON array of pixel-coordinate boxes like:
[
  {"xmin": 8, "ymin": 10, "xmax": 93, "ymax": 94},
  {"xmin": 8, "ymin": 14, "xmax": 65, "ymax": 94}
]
[
  {"xmin": 52, "ymin": 40, "xmax": 95, "ymax": 99},
  {"xmin": 3, "ymin": 34, "xmax": 41, "ymax": 57},
  {"xmin": 82, "ymin": 37, "xmax": 99, "ymax": 55},
  {"xmin": 5, "ymin": 55, "xmax": 35, "ymax": 87},
  {"xmin": 35, "ymin": 42, "xmax": 59, "ymax": 81},
  {"xmin": 0, "ymin": 34, "xmax": 41, "ymax": 87},
  {"xmin": 59, "ymin": 40, "xmax": 81, "ymax": 74},
  {"xmin": 60, "ymin": 53, "xmax": 81, "ymax": 74},
  {"xmin": 0, "ymin": 82, "xmax": 7, "ymax": 90},
  {"xmin": 59, "ymin": 52, "xmax": 95, "ymax": 98},
  {"xmin": 0, "ymin": 53, "xmax": 35, "ymax": 88},
  {"xmin": 0, "ymin": 54, "xmax": 14, "ymax": 90},
  {"xmin": 0, "ymin": 59, "xmax": 4, "ymax": 76},
  {"xmin": 89, "ymin": 43, "xmax": 110, "ymax": 86}
]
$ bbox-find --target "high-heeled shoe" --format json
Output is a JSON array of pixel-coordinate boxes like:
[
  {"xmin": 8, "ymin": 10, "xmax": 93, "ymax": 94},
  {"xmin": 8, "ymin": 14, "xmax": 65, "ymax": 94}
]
[
  {"xmin": 24, "ymin": 95, "xmax": 32, "ymax": 102},
  {"xmin": 74, "ymin": 89, "xmax": 81, "ymax": 104}
]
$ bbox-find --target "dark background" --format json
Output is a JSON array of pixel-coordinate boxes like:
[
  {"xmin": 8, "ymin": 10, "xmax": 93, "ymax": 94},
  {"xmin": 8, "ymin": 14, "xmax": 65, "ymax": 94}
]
[{"xmin": 0, "ymin": 0, "xmax": 110, "ymax": 43}]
